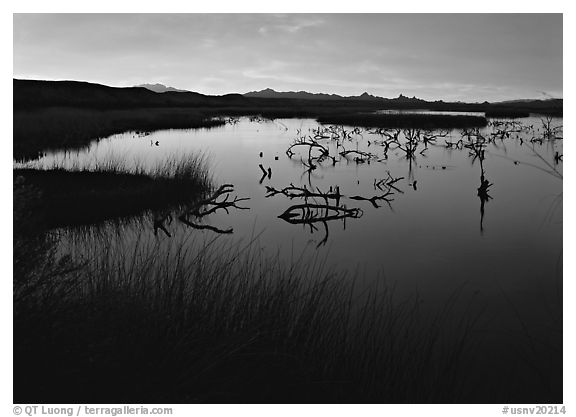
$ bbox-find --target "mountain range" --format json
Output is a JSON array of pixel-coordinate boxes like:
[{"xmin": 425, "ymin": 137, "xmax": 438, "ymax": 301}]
[
  {"xmin": 243, "ymin": 88, "xmax": 428, "ymax": 103},
  {"xmin": 135, "ymin": 83, "xmax": 189, "ymax": 93},
  {"xmin": 243, "ymin": 88, "xmax": 562, "ymax": 105},
  {"xmin": 14, "ymin": 79, "xmax": 562, "ymax": 117}
]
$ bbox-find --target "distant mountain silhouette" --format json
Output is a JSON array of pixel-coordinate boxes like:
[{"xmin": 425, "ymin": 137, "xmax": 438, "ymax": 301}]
[
  {"xmin": 244, "ymin": 88, "xmax": 428, "ymax": 103},
  {"xmin": 13, "ymin": 79, "xmax": 246, "ymax": 109},
  {"xmin": 135, "ymin": 83, "xmax": 189, "ymax": 93},
  {"xmin": 13, "ymin": 79, "xmax": 562, "ymax": 117},
  {"xmin": 244, "ymin": 88, "xmax": 346, "ymax": 100},
  {"xmin": 494, "ymin": 98, "xmax": 562, "ymax": 104}
]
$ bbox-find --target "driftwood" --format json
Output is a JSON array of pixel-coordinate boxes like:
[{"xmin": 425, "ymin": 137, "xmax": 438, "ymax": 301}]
[
  {"xmin": 193, "ymin": 195, "xmax": 250, "ymax": 217},
  {"xmin": 554, "ymin": 152, "xmax": 563, "ymax": 164},
  {"xmin": 275, "ymin": 200, "xmax": 362, "ymax": 247},
  {"xmin": 259, "ymin": 164, "xmax": 272, "ymax": 183},
  {"xmin": 188, "ymin": 185, "xmax": 250, "ymax": 217},
  {"xmin": 540, "ymin": 116, "xmax": 562, "ymax": 140},
  {"xmin": 182, "ymin": 184, "xmax": 233, "ymax": 216},
  {"xmin": 178, "ymin": 216, "xmax": 233, "ymax": 234},
  {"xmin": 398, "ymin": 141, "xmax": 419, "ymax": 158},
  {"xmin": 487, "ymin": 121, "xmax": 524, "ymax": 142},
  {"xmin": 349, "ymin": 192, "xmax": 394, "ymax": 209},
  {"xmin": 461, "ymin": 128, "xmax": 485, "ymax": 141},
  {"xmin": 422, "ymin": 129, "xmax": 449, "ymax": 147},
  {"xmin": 265, "ymin": 184, "xmax": 342, "ymax": 205},
  {"xmin": 270, "ymin": 184, "xmax": 364, "ymax": 246},
  {"xmin": 278, "ymin": 203, "xmax": 362, "ymax": 224},
  {"xmin": 175, "ymin": 184, "xmax": 250, "ymax": 234},
  {"xmin": 375, "ymin": 128, "xmax": 402, "ymax": 143},
  {"xmin": 477, "ymin": 169, "xmax": 493, "ymax": 234},
  {"xmin": 286, "ymin": 137, "xmax": 329, "ymax": 158},
  {"xmin": 338, "ymin": 144, "xmax": 376, "ymax": 162},
  {"xmin": 445, "ymin": 139, "xmax": 464, "ymax": 149}
]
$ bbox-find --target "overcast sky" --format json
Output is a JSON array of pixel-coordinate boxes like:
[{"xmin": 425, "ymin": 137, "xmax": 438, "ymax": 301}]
[{"xmin": 13, "ymin": 14, "xmax": 562, "ymax": 102}]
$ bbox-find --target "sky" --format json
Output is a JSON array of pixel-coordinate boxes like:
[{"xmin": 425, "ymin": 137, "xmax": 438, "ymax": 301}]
[{"xmin": 13, "ymin": 14, "xmax": 563, "ymax": 102}]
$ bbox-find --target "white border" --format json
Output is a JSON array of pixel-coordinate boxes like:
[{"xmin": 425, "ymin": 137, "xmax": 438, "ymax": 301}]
[{"xmin": 4, "ymin": 3, "xmax": 572, "ymax": 417}]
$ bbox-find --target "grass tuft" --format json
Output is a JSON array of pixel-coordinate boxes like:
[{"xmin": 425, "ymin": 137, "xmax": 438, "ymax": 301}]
[{"xmin": 14, "ymin": 152, "xmax": 212, "ymax": 229}]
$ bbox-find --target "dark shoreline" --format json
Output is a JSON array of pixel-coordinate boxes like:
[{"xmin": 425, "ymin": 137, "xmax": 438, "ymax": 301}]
[{"xmin": 13, "ymin": 78, "xmax": 562, "ymax": 160}]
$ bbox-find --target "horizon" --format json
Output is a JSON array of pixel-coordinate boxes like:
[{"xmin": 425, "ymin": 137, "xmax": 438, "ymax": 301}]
[
  {"xmin": 12, "ymin": 77, "xmax": 564, "ymax": 103},
  {"xmin": 13, "ymin": 14, "xmax": 562, "ymax": 102}
]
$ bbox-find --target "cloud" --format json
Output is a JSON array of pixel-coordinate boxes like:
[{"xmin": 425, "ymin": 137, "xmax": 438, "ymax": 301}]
[
  {"xmin": 258, "ymin": 17, "xmax": 324, "ymax": 35},
  {"xmin": 13, "ymin": 14, "xmax": 562, "ymax": 101}
]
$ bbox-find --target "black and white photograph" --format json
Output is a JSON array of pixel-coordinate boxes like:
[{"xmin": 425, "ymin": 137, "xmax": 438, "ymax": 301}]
[{"xmin": 9, "ymin": 7, "xmax": 569, "ymax": 411}]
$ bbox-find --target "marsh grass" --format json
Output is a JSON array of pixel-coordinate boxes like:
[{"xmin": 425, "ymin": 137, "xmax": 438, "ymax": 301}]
[
  {"xmin": 316, "ymin": 113, "xmax": 488, "ymax": 129},
  {"xmin": 13, "ymin": 152, "xmax": 212, "ymax": 229},
  {"xmin": 13, "ymin": 226, "xmax": 477, "ymax": 403},
  {"xmin": 484, "ymin": 110, "xmax": 531, "ymax": 119},
  {"xmin": 13, "ymin": 107, "xmax": 225, "ymax": 161}
]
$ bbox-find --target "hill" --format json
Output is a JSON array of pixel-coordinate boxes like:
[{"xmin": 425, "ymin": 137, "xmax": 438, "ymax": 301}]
[
  {"xmin": 13, "ymin": 79, "xmax": 246, "ymax": 109},
  {"xmin": 135, "ymin": 83, "xmax": 189, "ymax": 93},
  {"xmin": 244, "ymin": 88, "xmax": 426, "ymax": 104},
  {"xmin": 14, "ymin": 79, "xmax": 562, "ymax": 117}
]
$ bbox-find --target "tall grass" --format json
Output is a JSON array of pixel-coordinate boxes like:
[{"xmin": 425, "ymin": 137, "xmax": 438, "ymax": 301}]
[
  {"xmin": 17, "ymin": 149, "xmax": 211, "ymax": 180},
  {"xmin": 14, "ymin": 227, "xmax": 476, "ymax": 403},
  {"xmin": 14, "ymin": 152, "xmax": 212, "ymax": 230},
  {"xmin": 13, "ymin": 107, "xmax": 225, "ymax": 161}
]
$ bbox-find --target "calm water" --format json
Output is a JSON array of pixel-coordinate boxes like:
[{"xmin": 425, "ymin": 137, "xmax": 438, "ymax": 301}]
[
  {"xmin": 17, "ymin": 115, "xmax": 563, "ymax": 380},
  {"xmin": 18, "ymin": 113, "xmax": 563, "ymax": 396}
]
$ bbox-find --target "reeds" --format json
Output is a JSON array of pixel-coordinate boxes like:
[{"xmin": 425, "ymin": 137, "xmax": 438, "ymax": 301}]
[
  {"xmin": 14, "ymin": 152, "xmax": 212, "ymax": 229},
  {"xmin": 13, "ymin": 107, "xmax": 225, "ymax": 161},
  {"xmin": 14, "ymin": 226, "xmax": 475, "ymax": 403}
]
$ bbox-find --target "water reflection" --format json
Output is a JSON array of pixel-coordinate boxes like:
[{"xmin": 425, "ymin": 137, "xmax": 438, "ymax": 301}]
[
  {"xmin": 13, "ymin": 112, "xmax": 563, "ymax": 403},
  {"xmin": 153, "ymin": 184, "xmax": 251, "ymax": 236},
  {"xmin": 15, "ymin": 114, "xmax": 562, "ymax": 295}
]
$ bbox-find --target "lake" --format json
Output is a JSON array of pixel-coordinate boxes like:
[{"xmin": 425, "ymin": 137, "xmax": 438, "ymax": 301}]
[{"xmin": 16, "ymin": 114, "xmax": 563, "ymax": 397}]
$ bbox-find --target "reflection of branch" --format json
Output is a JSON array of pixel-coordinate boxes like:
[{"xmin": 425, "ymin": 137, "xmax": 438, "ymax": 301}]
[
  {"xmin": 259, "ymin": 164, "xmax": 268, "ymax": 176},
  {"xmin": 258, "ymin": 164, "xmax": 272, "ymax": 183},
  {"xmin": 153, "ymin": 212, "xmax": 173, "ymax": 237},
  {"xmin": 349, "ymin": 192, "xmax": 394, "ymax": 209},
  {"xmin": 259, "ymin": 171, "xmax": 267, "ymax": 184},
  {"xmin": 529, "ymin": 145, "xmax": 563, "ymax": 180},
  {"xmin": 491, "ymin": 152, "xmax": 562, "ymax": 180},
  {"xmin": 374, "ymin": 173, "xmax": 404, "ymax": 193},
  {"xmin": 194, "ymin": 195, "xmax": 250, "ymax": 217},
  {"xmin": 339, "ymin": 147, "xmax": 376, "ymax": 162},
  {"xmin": 178, "ymin": 215, "xmax": 233, "ymax": 234},
  {"xmin": 477, "ymin": 169, "xmax": 493, "ymax": 235},
  {"xmin": 277, "ymin": 202, "xmax": 363, "ymax": 248},
  {"xmin": 317, "ymin": 221, "xmax": 329, "ymax": 248},
  {"xmin": 176, "ymin": 183, "xmax": 250, "ymax": 235},
  {"xmin": 278, "ymin": 204, "xmax": 362, "ymax": 224},
  {"xmin": 183, "ymin": 184, "xmax": 234, "ymax": 215}
]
